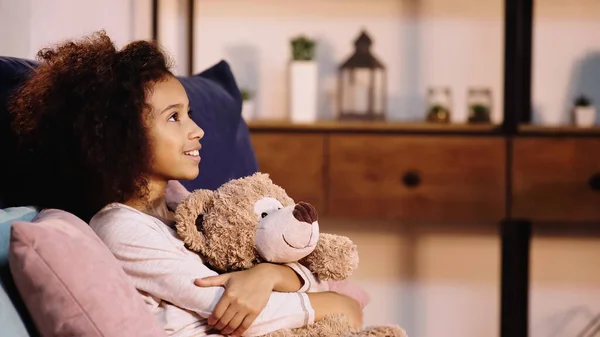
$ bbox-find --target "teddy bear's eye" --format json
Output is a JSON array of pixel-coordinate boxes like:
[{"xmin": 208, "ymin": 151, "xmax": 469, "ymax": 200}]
[{"xmin": 261, "ymin": 212, "xmax": 268, "ymax": 218}]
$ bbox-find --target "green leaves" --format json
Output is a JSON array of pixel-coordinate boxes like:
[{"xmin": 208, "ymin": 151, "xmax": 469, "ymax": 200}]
[{"xmin": 290, "ymin": 36, "xmax": 316, "ymax": 61}]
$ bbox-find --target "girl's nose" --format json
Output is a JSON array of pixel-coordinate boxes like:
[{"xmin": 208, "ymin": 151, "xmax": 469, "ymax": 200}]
[{"xmin": 189, "ymin": 122, "xmax": 204, "ymax": 140}]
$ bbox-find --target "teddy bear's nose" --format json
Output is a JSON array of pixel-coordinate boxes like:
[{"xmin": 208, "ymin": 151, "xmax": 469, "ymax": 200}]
[{"xmin": 293, "ymin": 201, "xmax": 318, "ymax": 224}]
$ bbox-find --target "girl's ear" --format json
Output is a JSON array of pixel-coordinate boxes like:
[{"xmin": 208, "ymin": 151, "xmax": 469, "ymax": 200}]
[{"xmin": 174, "ymin": 189, "xmax": 215, "ymax": 254}]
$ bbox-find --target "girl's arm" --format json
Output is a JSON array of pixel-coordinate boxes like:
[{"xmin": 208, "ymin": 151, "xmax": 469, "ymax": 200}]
[
  {"xmin": 197, "ymin": 262, "xmax": 328, "ymax": 293},
  {"xmin": 270, "ymin": 263, "xmax": 306, "ymax": 292},
  {"xmin": 284, "ymin": 263, "xmax": 370, "ymax": 308},
  {"xmin": 285, "ymin": 262, "xmax": 330, "ymax": 293},
  {"xmin": 193, "ymin": 263, "xmax": 361, "ymax": 335}
]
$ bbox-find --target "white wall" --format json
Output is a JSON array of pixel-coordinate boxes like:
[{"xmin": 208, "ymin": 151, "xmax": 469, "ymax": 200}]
[
  {"xmin": 28, "ymin": 0, "xmax": 134, "ymax": 55},
  {"xmin": 0, "ymin": 0, "xmax": 191, "ymax": 76},
  {"xmin": 0, "ymin": 0, "xmax": 146, "ymax": 60},
  {"xmin": 0, "ymin": 0, "xmax": 31, "ymax": 58},
  {"xmin": 533, "ymin": 19, "xmax": 600, "ymax": 125},
  {"xmin": 2, "ymin": 1, "xmax": 600, "ymax": 337}
]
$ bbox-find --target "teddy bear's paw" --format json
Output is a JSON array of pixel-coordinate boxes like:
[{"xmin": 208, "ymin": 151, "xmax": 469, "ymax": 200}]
[
  {"xmin": 286, "ymin": 313, "xmax": 355, "ymax": 337},
  {"xmin": 344, "ymin": 325, "xmax": 408, "ymax": 337},
  {"xmin": 301, "ymin": 233, "xmax": 359, "ymax": 281}
]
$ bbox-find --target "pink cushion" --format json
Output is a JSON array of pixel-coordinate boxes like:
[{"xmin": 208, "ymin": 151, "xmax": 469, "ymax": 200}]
[{"xmin": 8, "ymin": 209, "xmax": 167, "ymax": 337}]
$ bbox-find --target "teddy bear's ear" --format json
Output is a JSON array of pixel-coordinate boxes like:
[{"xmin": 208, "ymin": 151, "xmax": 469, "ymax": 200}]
[
  {"xmin": 252, "ymin": 172, "xmax": 273, "ymax": 184},
  {"xmin": 174, "ymin": 189, "xmax": 215, "ymax": 254}
]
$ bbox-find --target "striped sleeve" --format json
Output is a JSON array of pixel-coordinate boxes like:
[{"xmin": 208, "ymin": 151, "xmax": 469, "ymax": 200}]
[{"xmin": 285, "ymin": 262, "xmax": 331, "ymax": 293}]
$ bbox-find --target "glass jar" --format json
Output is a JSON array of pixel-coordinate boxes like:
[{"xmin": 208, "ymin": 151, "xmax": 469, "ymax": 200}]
[
  {"xmin": 467, "ymin": 87, "xmax": 492, "ymax": 124},
  {"xmin": 426, "ymin": 87, "xmax": 452, "ymax": 123}
]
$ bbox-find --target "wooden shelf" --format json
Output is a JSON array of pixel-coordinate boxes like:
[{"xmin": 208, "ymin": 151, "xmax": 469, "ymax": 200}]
[
  {"xmin": 248, "ymin": 121, "xmax": 600, "ymax": 136},
  {"xmin": 247, "ymin": 120, "xmax": 502, "ymax": 135},
  {"xmin": 519, "ymin": 124, "xmax": 600, "ymax": 136}
]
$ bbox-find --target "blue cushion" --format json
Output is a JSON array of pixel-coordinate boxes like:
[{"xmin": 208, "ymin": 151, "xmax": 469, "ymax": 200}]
[
  {"xmin": 0, "ymin": 206, "xmax": 39, "ymax": 337},
  {"xmin": 0, "ymin": 288, "xmax": 31, "ymax": 337},
  {"xmin": 0, "ymin": 207, "xmax": 38, "ymax": 263},
  {"xmin": 233, "ymin": 117, "xmax": 260, "ymax": 178}
]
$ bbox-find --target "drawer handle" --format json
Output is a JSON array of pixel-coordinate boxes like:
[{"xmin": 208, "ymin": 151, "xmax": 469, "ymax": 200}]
[
  {"xmin": 589, "ymin": 173, "xmax": 600, "ymax": 191},
  {"xmin": 402, "ymin": 171, "xmax": 421, "ymax": 188}
]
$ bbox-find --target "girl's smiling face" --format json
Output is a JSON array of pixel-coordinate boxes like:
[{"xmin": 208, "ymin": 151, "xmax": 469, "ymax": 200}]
[{"xmin": 145, "ymin": 75, "xmax": 204, "ymax": 182}]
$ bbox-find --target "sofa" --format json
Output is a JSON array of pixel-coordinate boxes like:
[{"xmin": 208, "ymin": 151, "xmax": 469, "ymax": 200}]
[{"xmin": 0, "ymin": 55, "xmax": 259, "ymax": 336}]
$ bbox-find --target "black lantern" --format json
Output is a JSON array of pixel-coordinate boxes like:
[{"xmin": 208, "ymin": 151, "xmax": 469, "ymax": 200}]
[{"xmin": 338, "ymin": 30, "xmax": 387, "ymax": 121}]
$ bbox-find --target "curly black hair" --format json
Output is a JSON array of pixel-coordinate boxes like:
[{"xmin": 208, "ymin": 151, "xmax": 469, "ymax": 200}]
[{"xmin": 8, "ymin": 30, "xmax": 174, "ymax": 221}]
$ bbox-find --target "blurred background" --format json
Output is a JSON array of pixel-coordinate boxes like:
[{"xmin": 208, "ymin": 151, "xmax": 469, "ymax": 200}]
[{"xmin": 2, "ymin": 1, "xmax": 600, "ymax": 337}]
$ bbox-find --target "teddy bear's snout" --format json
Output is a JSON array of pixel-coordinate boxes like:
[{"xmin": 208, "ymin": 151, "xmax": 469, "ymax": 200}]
[{"xmin": 292, "ymin": 201, "xmax": 318, "ymax": 224}]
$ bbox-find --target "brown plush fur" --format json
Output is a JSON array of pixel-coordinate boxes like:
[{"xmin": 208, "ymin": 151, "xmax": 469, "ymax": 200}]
[
  {"xmin": 174, "ymin": 172, "xmax": 408, "ymax": 337},
  {"xmin": 300, "ymin": 233, "xmax": 359, "ymax": 281},
  {"xmin": 263, "ymin": 314, "xmax": 407, "ymax": 337},
  {"xmin": 176, "ymin": 173, "xmax": 295, "ymax": 271}
]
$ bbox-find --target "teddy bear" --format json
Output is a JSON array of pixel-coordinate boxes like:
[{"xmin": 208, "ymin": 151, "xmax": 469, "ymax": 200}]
[{"xmin": 169, "ymin": 172, "xmax": 407, "ymax": 337}]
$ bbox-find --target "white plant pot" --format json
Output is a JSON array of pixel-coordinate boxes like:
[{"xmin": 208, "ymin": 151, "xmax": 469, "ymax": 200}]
[
  {"xmin": 289, "ymin": 61, "xmax": 318, "ymax": 123},
  {"xmin": 242, "ymin": 100, "xmax": 256, "ymax": 121},
  {"xmin": 574, "ymin": 106, "xmax": 596, "ymax": 127}
]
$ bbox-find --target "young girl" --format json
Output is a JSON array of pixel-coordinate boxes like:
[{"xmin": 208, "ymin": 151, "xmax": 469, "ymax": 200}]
[{"xmin": 10, "ymin": 31, "xmax": 364, "ymax": 336}]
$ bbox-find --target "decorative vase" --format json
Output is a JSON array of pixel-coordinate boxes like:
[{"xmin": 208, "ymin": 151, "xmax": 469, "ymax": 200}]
[
  {"xmin": 574, "ymin": 105, "xmax": 596, "ymax": 127},
  {"xmin": 572, "ymin": 96, "xmax": 596, "ymax": 127},
  {"xmin": 289, "ymin": 60, "xmax": 318, "ymax": 123},
  {"xmin": 241, "ymin": 100, "xmax": 256, "ymax": 121}
]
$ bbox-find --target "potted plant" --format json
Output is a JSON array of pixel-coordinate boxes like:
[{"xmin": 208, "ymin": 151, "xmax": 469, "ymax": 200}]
[
  {"xmin": 572, "ymin": 95, "xmax": 596, "ymax": 127},
  {"xmin": 289, "ymin": 35, "xmax": 317, "ymax": 123},
  {"xmin": 240, "ymin": 88, "xmax": 255, "ymax": 121},
  {"xmin": 291, "ymin": 36, "xmax": 316, "ymax": 61}
]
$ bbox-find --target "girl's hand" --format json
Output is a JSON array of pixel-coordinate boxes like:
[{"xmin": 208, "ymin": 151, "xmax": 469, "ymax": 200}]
[{"xmin": 194, "ymin": 265, "xmax": 277, "ymax": 336}]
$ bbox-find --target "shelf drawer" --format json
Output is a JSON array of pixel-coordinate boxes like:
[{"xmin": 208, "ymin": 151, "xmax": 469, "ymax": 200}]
[
  {"xmin": 327, "ymin": 135, "xmax": 506, "ymax": 223},
  {"xmin": 512, "ymin": 137, "xmax": 600, "ymax": 222},
  {"xmin": 250, "ymin": 133, "xmax": 326, "ymax": 211}
]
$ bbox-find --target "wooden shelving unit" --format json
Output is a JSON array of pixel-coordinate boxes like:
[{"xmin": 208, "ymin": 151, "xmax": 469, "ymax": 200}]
[{"xmin": 518, "ymin": 124, "xmax": 600, "ymax": 137}]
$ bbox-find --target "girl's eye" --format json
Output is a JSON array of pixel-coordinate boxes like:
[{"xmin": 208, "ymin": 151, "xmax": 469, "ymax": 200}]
[{"xmin": 168, "ymin": 112, "xmax": 179, "ymax": 122}]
